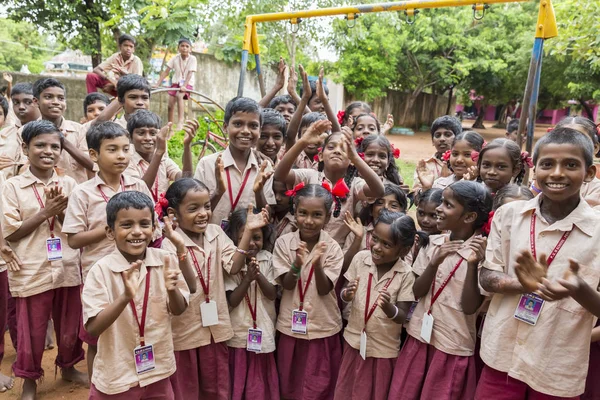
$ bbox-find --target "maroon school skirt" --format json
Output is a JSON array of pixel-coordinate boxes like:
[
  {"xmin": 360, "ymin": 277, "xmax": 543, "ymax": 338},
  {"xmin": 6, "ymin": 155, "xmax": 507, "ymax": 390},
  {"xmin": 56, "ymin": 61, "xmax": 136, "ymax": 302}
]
[
  {"xmin": 333, "ymin": 341, "xmax": 395, "ymax": 400},
  {"xmin": 277, "ymin": 332, "xmax": 342, "ymax": 400},
  {"xmin": 228, "ymin": 347, "xmax": 279, "ymax": 400},
  {"xmin": 388, "ymin": 335, "xmax": 477, "ymax": 400}
]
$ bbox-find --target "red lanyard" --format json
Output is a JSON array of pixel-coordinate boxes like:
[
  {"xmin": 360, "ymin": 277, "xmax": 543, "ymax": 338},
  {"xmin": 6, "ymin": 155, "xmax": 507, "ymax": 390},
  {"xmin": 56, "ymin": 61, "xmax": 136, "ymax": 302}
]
[
  {"xmin": 364, "ymin": 271, "xmax": 397, "ymax": 329},
  {"xmin": 98, "ymin": 176, "xmax": 126, "ymax": 203},
  {"xmin": 226, "ymin": 168, "xmax": 252, "ymax": 212},
  {"xmin": 297, "ymin": 265, "xmax": 315, "ymax": 311},
  {"xmin": 129, "ymin": 270, "xmax": 151, "ymax": 346},
  {"xmin": 428, "ymin": 258, "xmax": 463, "ymax": 314},
  {"xmin": 244, "ymin": 281, "xmax": 258, "ymax": 329},
  {"xmin": 189, "ymin": 247, "xmax": 211, "ymax": 303},
  {"xmin": 530, "ymin": 214, "xmax": 571, "ymax": 266},
  {"xmin": 31, "ymin": 185, "xmax": 56, "ymax": 238},
  {"xmin": 139, "ymin": 161, "xmax": 159, "ymax": 202}
]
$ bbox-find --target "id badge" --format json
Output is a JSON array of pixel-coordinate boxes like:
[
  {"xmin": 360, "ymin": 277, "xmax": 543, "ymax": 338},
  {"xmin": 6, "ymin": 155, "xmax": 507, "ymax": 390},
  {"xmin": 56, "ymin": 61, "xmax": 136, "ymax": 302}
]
[
  {"xmin": 514, "ymin": 293, "xmax": 544, "ymax": 326},
  {"xmin": 360, "ymin": 331, "xmax": 367, "ymax": 360},
  {"xmin": 133, "ymin": 344, "xmax": 156, "ymax": 374},
  {"xmin": 247, "ymin": 328, "xmax": 263, "ymax": 352},
  {"xmin": 46, "ymin": 237, "xmax": 63, "ymax": 261},
  {"xmin": 220, "ymin": 219, "xmax": 229, "ymax": 232},
  {"xmin": 200, "ymin": 300, "xmax": 219, "ymax": 327},
  {"xmin": 421, "ymin": 312, "xmax": 434, "ymax": 343},
  {"xmin": 291, "ymin": 309, "xmax": 308, "ymax": 334},
  {"xmin": 406, "ymin": 300, "xmax": 419, "ymax": 322}
]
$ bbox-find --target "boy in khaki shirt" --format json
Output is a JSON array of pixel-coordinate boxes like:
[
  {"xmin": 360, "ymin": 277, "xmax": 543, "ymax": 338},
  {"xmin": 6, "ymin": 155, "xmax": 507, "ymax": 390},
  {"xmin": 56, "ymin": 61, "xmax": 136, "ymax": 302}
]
[
  {"xmin": 83, "ymin": 191, "xmax": 189, "ymax": 399},
  {"xmin": 1, "ymin": 120, "xmax": 87, "ymax": 400}
]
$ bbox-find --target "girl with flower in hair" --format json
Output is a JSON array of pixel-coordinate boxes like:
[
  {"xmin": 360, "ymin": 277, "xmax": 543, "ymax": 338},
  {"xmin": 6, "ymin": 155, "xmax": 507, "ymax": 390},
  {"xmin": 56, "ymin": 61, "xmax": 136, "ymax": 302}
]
[
  {"xmin": 355, "ymin": 134, "xmax": 408, "ymax": 192},
  {"xmin": 474, "ymin": 138, "xmax": 530, "ymax": 194}
]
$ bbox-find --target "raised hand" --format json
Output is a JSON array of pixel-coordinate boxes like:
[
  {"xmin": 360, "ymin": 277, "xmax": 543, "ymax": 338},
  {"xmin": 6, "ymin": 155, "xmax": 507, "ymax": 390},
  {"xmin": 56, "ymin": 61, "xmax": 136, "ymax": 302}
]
[
  {"xmin": 253, "ymin": 161, "xmax": 273, "ymax": 193},
  {"xmin": 163, "ymin": 256, "xmax": 180, "ymax": 292},
  {"xmin": 381, "ymin": 114, "xmax": 394, "ymax": 135},
  {"xmin": 162, "ymin": 215, "xmax": 185, "ymax": 250},
  {"xmin": 244, "ymin": 258, "xmax": 260, "ymax": 283},
  {"xmin": 122, "ymin": 260, "xmax": 143, "ymax": 299},
  {"xmin": 377, "ymin": 288, "xmax": 392, "ymax": 309},
  {"xmin": 299, "ymin": 64, "xmax": 311, "ymax": 101},
  {"xmin": 463, "ymin": 165, "xmax": 479, "ymax": 181},
  {"xmin": 440, "ymin": 162, "xmax": 452, "ymax": 178},
  {"xmin": 316, "ymin": 66, "xmax": 326, "ymax": 101},
  {"xmin": 312, "ymin": 242, "xmax": 328, "ymax": 268},
  {"xmin": 515, "ymin": 250, "xmax": 548, "ymax": 292},
  {"xmin": 295, "ymin": 241, "xmax": 308, "ymax": 268},
  {"xmin": 343, "ymin": 277, "xmax": 360, "ymax": 301},
  {"xmin": 1, "ymin": 245, "xmax": 22, "ymax": 272},
  {"xmin": 43, "ymin": 185, "xmax": 68, "ymax": 217},
  {"xmin": 416, "ymin": 159, "xmax": 434, "ymax": 189},
  {"xmin": 215, "ymin": 155, "xmax": 226, "ymax": 195},
  {"xmin": 467, "ymin": 236, "xmax": 487, "ymax": 264},
  {"xmin": 430, "ymin": 238, "xmax": 464, "ymax": 267},
  {"xmin": 343, "ymin": 211, "xmax": 364, "ymax": 239},
  {"xmin": 341, "ymin": 128, "xmax": 359, "ymax": 162},
  {"xmin": 300, "ymin": 119, "xmax": 331, "ymax": 146},
  {"xmin": 183, "ymin": 119, "xmax": 199, "ymax": 147},
  {"xmin": 2, "ymin": 73, "xmax": 12, "ymax": 83},
  {"xmin": 156, "ymin": 122, "xmax": 172, "ymax": 153},
  {"xmin": 245, "ymin": 204, "xmax": 270, "ymax": 230},
  {"xmin": 275, "ymin": 57, "xmax": 286, "ymax": 89},
  {"xmin": 287, "ymin": 65, "xmax": 298, "ymax": 96}
]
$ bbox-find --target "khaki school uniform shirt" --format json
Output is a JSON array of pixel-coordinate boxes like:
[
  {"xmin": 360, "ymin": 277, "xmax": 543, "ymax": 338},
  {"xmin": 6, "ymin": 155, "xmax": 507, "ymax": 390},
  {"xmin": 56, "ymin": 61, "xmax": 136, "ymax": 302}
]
[
  {"xmin": 0, "ymin": 125, "xmax": 23, "ymax": 179},
  {"xmin": 266, "ymin": 213, "xmax": 296, "ymax": 253},
  {"xmin": 343, "ymin": 250, "xmax": 415, "ymax": 358},
  {"xmin": 1, "ymin": 168, "xmax": 81, "ymax": 297},
  {"xmin": 225, "ymin": 250, "xmax": 277, "ymax": 353},
  {"xmin": 481, "ymin": 196, "xmax": 600, "ymax": 398},
  {"xmin": 343, "ymin": 223, "xmax": 374, "ymax": 253},
  {"xmin": 407, "ymin": 233, "xmax": 479, "ymax": 356},
  {"xmin": 124, "ymin": 152, "xmax": 181, "ymax": 201},
  {"xmin": 194, "ymin": 147, "xmax": 276, "ymax": 225},
  {"xmin": 82, "ymin": 248, "xmax": 189, "ymax": 395},
  {"xmin": 163, "ymin": 225, "xmax": 235, "ymax": 351},
  {"xmin": 62, "ymin": 174, "xmax": 154, "ymax": 280},
  {"xmin": 580, "ymin": 177, "xmax": 600, "ymax": 207},
  {"xmin": 99, "ymin": 52, "xmax": 143, "ymax": 77},
  {"xmin": 432, "ymin": 174, "xmax": 458, "ymax": 190},
  {"xmin": 55, "ymin": 118, "xmax": 89, "ymax": 184},
  {"xmin": 167, "ymin": 54, "xmax": 198, "ymax": 87},
  {"xmin": 294, "ymin": 151, "xmax": 318, "ymax": 170},
  {"xmin": 0, "ymin": 171, "xmax": 6, "ymax": 273},
  {"xmin": 412, "ymin": 155, "xmax": 445, "ymax": 192},
  {"xmin": 274, "ymin": 230, "xmax": 343, "ymax": 340}
]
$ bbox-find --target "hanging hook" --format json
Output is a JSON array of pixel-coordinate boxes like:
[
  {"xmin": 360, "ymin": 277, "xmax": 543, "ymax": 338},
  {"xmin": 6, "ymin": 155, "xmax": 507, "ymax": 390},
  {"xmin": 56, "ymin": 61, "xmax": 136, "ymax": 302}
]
[
  {"xmin": 344, "ymin": 13, "xmax": 359, "ymax": 29},
  {"xmin": 404, "ymin": 9, "xmax": 419, "ymax": 25},
  {"xmin": 472, "ymin": 4, "xmax": 489, "ymax": 21},
  {"xmin": 289, "ymin": 18, "xmax": 301, "ymax": 34}
]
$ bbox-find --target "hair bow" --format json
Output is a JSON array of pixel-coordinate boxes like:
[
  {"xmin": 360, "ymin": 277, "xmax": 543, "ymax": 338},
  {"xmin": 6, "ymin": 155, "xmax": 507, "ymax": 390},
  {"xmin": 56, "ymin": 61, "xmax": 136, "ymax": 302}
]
[
  {"xmin": 481, "ymin": 210, "xmax": 495, "ymax": 236},
  {"xmin": 471, "ymin": 150, "xmax": 480, "ymax": 163},
  {"xmin": 442, "ymin": 150, "xmax": 451, "ymax": 162},
  {"xmin": 520, "ymin": 151, "xmax": 533, "ymax": 168},
  {"xmin": 357, "ymin": 152, "xmax": 365, "ymax": 160},
  {"xmin": 391, "ymin": 144, "xmax": 400, "ymax": 159},
  {"xmin": 354, "ymin": 137, "xmax": 364, "ymax": 147},
  {"xmin": 285, "ymin": 182, "xmax": 306, "ymax": 197},
  {"xmin": 155, "ymin": 193, "xmax": 169, "ymax": 219},
  {"xmin": 337, "ymin": 110, "xmax": 346, "ymax": 125},
  {"xmin": 482, "ymin": 140, "xmax": 488, "ymax": 148},
  {"xmin": 322, "ymin": 178, "xmax": 350, "ymax": 198}
]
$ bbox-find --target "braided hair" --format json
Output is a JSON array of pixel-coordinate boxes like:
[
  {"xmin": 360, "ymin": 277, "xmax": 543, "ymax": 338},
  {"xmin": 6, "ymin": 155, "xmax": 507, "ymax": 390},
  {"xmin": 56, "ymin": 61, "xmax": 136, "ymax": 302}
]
[
  {"xmin": 290, "ymin": 184, "xmax": 335, "ymax": 217},
  {"xmin": 446, "ymin": 181, "xmax": 493, "ymax": 233},
  {"xmin": 317, "ymin": 132, "xmax": 356, "ymax": 203}
]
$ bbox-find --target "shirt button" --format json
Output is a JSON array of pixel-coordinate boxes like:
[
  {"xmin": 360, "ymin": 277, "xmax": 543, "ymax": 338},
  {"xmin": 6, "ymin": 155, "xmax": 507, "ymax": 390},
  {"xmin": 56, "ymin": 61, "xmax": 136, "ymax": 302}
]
[{"xmin": 540, "ymin": 233, "xmax": 545, "ymax": 237}]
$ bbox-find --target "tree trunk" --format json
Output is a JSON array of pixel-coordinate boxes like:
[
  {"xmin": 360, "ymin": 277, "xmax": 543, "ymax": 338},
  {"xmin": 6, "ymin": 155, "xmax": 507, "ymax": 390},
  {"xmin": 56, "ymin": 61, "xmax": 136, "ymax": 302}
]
[
  {"xmin": 494, "ymin": 103, "xmax": 508, "ymax": 128},
  {"xmin": 112, "ymin": 28, "xmax": 122, "ymax": 46},
  {"xmin": 400, "ymin": 95, "xmax": 418, "ymax": 128},
  {"xmin": 580, "ymin": 98, "xmax": 594, "ymax": 121},
  {"xmin": 472, "ymin": 103, "xmax": 486, "ymax": 129},
  {"xmin": 91, "ymin": 21, "xmax": 102, "ymax": 68},
  {"xmin": 446, "ymin": 86, "xmax": 454, "ymax": 116}
]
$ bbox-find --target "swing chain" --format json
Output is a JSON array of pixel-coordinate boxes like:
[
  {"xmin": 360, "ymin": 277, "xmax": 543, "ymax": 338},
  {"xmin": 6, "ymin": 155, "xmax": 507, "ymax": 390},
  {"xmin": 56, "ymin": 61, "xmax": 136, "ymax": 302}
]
[
  {"xmin": 289, "ymin": 18, "xmax": 302, "ymax": 34},
  {"xmin": 344, "ymin": 13, "xmax": 359, "ymax": 28},
  {"xmin": 404, "ymin": 9, "xmax": 419, "ymax": 25},
  {"xmin": 472, "ymin": 4, "xmax": 489, "ymax": 21}
]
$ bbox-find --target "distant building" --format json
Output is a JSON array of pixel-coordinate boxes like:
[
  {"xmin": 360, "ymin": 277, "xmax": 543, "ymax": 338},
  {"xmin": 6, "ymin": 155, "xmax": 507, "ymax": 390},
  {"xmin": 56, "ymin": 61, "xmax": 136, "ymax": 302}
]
[{"xmin": 44, "ymin": 50, "xmax": 92, "ymax": 77}]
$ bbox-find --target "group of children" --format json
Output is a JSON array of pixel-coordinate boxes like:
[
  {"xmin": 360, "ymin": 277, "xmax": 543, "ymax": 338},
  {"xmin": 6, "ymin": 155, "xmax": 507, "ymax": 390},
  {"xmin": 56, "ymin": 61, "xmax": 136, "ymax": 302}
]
[{"xmin": 0, "ymin": 54, "xmax": 599, "ymax": 400}]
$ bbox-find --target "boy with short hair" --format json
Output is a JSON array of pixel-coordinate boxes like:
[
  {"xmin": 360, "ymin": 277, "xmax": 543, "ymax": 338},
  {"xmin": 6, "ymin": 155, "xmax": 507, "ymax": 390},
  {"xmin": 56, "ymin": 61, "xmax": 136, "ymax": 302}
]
[
  {"xmin": 82, "ymin": 92, "xmax": 110, "ymax": 123},
  {"xmin": 2, "ymin": 120, "xmax": 87, "ymax": 400},
  {"xmin": 86, "ymin": 34, "xmax": 143, "ymax": 96},
  {"xmin": 82, "ymin": 191, "xmax": 189, "ymax": 398},
  {"xmin": 32, "ymin": 77, "xmax": 95, "ymax": 183},
  {"xmin": 258, "ymin": 108, "xmax": 286, "ymax": 165},
  {"xmin": 96, "ymin": 74, "xmax": 151, "ymax": 129},
  {"xmin": 257, "ymin": 58, "xmax": 301, "ymax": 124},
  {"xmin": 505, "ymin": 118, "xmax": 523, "ymax": 145},
  {"xmin": 269, "ymin": 95, "xmax": 297, "ymax": 124}
]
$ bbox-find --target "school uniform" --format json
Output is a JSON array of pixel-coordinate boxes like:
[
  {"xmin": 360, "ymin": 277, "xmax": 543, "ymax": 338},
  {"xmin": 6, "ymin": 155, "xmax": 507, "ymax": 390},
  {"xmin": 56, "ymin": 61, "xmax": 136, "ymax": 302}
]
[
  {"xmin": 583, "ymin": 321, "xmax": 600, "ymax": 400},
  {"xmin": 294, "ymin": 151, "xmax": 319, "ymax": 170},
  {"xmin": 0, "ymin": 125, "xmax": 23, "ymax": 178},
  {"xmin": 389, "ymin": 233, "xmax": 479, "ymax": 400},
  {"xmin": 412, "ymin": 155, "xmax": 445, "ymax": 192},
  {"xmin": 476, "ymin": 196, "xmax": 600, "ymax": 399},
  {"xmin": 1, "ymin": 168, "xmax": 84, "ymax": 380},
  {"xmin": 56, "ymin": 118, "xmax": 90, "ymax": 184},
  {"xmin": 265, "ymin": 213, "xmax": 296, "ymax": 253},
  {"xmin": 124, "ymin": 151, "xmax": 181, "ymax": 201},
  {"xmin": 579, "ymin": 177, "xmax": 600, "ymax": 207},
  {"xmin": 343, "ymin": 223, "xmax": 375, "ymax": 253},
  {"xmin": 86, "ymin": 53, "xmax": 143, "ymax": 95},
  {"xmin": 163, "ymin": 225, "xmax": 235, "ymax": 400},
  {"xmin": 0, "ymin": 171, "xmax": 10, "ymax": 367},
  {"xmin": 166, "ymin": 54, "xmax": 198, "ymax": 99},
  {"xmin": 274, "ymin": 230, "xmax": 344, "ymax": 400},
  {"xmin": 83, "ymin": 248, "xmax": 189, "ymax": 399},
  {"xmin": 334, "ymin": 250, "xmax": 415, "ymax": 400},
  {"xmin": 432, "ymin": 174, "xmax": 458, "ymax": 190},
  {"xmin": 194, "ymin": 147, "xmax": 276, "ymax": 225},
  {"xmin": 225, "ymin": 250, "xmax": 279, "ymax": 400}
]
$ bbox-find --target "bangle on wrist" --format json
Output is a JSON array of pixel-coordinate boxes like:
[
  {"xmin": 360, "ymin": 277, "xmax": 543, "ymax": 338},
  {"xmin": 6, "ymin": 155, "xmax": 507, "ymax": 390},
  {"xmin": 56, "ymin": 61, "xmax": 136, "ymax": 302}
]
[
  {"xmin": 340, "ymin": 289, "xmax": 350, "ymax": 303},
  {"xmin": 389, "ymin": 305, "xmax": 399, "ymax": 320},
  {"xmin": 290, "ymin": 263, "xmax": 301, "ymax": 275},
  {"xmin": 236, "ymin": 248, "xmax": 249, "ymax": 256},
  {"xmin": 177, "ymin": 251, "xmax": 187, "ymax": 261}
]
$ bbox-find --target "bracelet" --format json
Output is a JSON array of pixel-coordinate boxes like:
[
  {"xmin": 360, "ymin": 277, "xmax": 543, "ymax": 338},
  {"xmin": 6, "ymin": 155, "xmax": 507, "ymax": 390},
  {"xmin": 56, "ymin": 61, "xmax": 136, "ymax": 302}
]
[
  {"xmin": 530, "ymin": 183, "xmax": 541, "ymax": 194},
  {"xmin": 177, "ymin": 252, "xmax": 187, "ymax": 261},
  {"xmin": 389, "ymin": 305, "xmax": 399, "ymax": 320},
  {"xmin": 236, "ymin": 248, "xmax": 249, "ymax": 256},
  {"xmin": 340, "ymin": 289, "xmax": 350, "ymax": 303},
  {"xmin": 290, "ymin": 263, "xmax": 301, "ymax": 275}
]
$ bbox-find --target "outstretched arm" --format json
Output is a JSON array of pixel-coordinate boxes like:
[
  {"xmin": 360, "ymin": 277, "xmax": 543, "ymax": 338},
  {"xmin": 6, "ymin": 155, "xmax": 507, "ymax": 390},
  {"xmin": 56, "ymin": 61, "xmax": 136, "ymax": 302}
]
[
  {"xmin": 284, "ymin": 65, "xmax": 312, "ymax": 152},
  {"xmin": 259, "ymin": 58, "xmax": 286, "ymax": 108},
  {"xmin": 316, "ymin": 67, "xmax": 341, "ymax": 133}
]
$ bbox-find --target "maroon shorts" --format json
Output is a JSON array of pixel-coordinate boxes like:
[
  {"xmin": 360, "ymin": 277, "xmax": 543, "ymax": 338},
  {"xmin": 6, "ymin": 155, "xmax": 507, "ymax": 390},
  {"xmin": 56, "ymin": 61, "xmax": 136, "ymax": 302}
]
[{"xmin": 167, "ymin": 84, "xmax": 193, "ymax": 99}]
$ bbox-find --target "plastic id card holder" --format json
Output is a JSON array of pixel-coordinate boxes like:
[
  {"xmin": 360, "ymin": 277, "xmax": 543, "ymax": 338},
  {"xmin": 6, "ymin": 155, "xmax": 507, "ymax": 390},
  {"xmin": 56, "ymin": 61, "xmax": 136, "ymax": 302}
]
[
  {"xmin": 291, "ymin": 309, "xmax": 308, "ymax": 334},
  {"xmin": 200, "ymin": 300, "xmax": 219, "ymax": 327},
  {"xmin": 360, "ymin": 331, "xmax": 367, "ymax": 360},
  {"xmin": 134, "ymin": 344, "xmax": 155, "ymax": 374},
  {"xmin": 514, "ymin": 293, "xmax": 545, "ymax": 326},
  {"xmin": 46, "ymin": 237, "xmax": 63, "ymax": 261},
  {"xmin": 421, "ymin": 313, "xmax": 434, "ymax": 344},
  {"xmin": 247, "ymin": 328, "xmax": 263, "ymax": 352}
]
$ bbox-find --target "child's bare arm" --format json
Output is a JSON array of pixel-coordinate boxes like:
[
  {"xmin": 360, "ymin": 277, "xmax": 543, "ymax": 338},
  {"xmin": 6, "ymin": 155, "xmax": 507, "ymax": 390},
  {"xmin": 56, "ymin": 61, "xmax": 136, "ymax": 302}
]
[
  {"xmin": 286, "ymin": 65, "xmax": 302, "ymax": 108},
  {"xmin": 67, "ymin": 227, "xmax": 107, "ymax": 249},
  {"xmin": 592, "ymin": 326, "xmax": 600, "ymax": 343},
  {"xmin": 162, "ymin": 216, "xmax": 197, "ymax": 293},
  {"xmin": 461, "ymin": 236, "xmax": 487, "ymax": 315},
  {"xmin": 313, "ymin": 242, "xmax": 334, "ymax": 296},
  {"xmin": 413, "ymin": 240, "xmax": 464, "ymax": 298},
  {"xmin": 258, "ymin": 58, "xmax": 286, "ymax": 108},
  {"xmin": 316, "ymin": 67, "xmax": 341, "ymax": 133},
  {"xmin": 154, "ymin": 66, "xmax": 172, "ymax": 88},
  {"xmin": 164, "ymin": 257, "xmax": 187, "ymax": 315},
  {"xmin": 230, "ymin": 206, "xmax": 270, "ymax": 275},
  {"xmin": 342, "ymin": 213, "xmax": 363, "ymax": 273},
  {"xmin": 256, "ymin": 272, "xmax": 277, "ymax": 301},
  {"xmin": 341, "ymin": 128, "xmax": 384, "ymax": 198},
  {"xmin": 226, "ymin": 259, "xmax": 258, "ymax": 308},
  {"xmin": 284, "ymin": 65, "xmax": 311, "ymax": 152},
  {"xmin": 181, "ymin": 119, "xmax": 198, "ymax": 178},
  {"xmin": 141, "ymin": 124, "xmax": 171, "ymax": 191},
  {"xmin": 62, "ymin": 139, "xmax": 95, "ymax": 171},
  {"xmin": 95, "ymin": 98, "xmax": 123, "ymax": 123},
  {"xmin": 479, "ymin": 268, "xmax": 526, "ymax": 294}
]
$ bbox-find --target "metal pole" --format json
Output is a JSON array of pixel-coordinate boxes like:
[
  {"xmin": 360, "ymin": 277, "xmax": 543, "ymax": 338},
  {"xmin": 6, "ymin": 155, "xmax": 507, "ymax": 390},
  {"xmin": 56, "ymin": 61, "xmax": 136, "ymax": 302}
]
[
  {"xmin": 237, "ymin": 50, "xmax": 249, "ymax": 97},
  {"xmin": 255, "ymin": 54, "xmax": 266, "ymax": 98},
  {"xmin": 526, "ymin": 38, "xmax": 544, "ymax": 155}
]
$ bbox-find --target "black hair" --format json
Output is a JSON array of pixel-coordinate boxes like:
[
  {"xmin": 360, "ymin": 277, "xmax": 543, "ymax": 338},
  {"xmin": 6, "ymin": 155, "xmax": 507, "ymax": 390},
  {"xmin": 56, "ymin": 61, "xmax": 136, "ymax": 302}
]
[
  {"xmin": 431, "ymin": 115, "xmax": 462, "ymax": 139},
  {"xmin": 261, "ymin": 108, "xmax": 286, "ymax": 136},
  {"xmin": 477, "ymin": 138, "xmax": 525, "ymax": 185},
  {"xmin": 298, "ymin": 111, "xmax": 327, "ymax": 136},
  {"xmin": 359, "ymin": 183, "xmax": 408, "ymax": 225},
  {"xmin": 357, "ymin": 134, "xmax": 401, "ymax": 185},
  {"xmin": 86, "ymin": 121, "xmax": 130, "ymax": 152},
  {"xmin": 415, "ymin": 187, "xmax": 443, "ymax": 208},
  {"xmin": 164, "ymin": 178, "xmax": 210, "ymax": 216},
  {"xmin": 32, "ymin": 77, "xmax": 65, "ymax": 99},
  {"xmin": 126, "ymin": 109, "xmax": 162, "ymax": 135},
  {"xmin": 454, "ymin": 130, "xmax": 485, "ymax": 152},
  {"xmin": 291, "ymin": 183, "xmax": 334, "ymax": 217},
  {"xmin": 299, "ymin": 79, "xmax": 329, "ymax": 101},
  {"xmin": 492, "ymin": 184, "xmax": 534, "ymax": 211},
  {"xmin": 226, "ymin": 207, "xmax": 270, "ymax": 247},
  {"xmin": 107, "ymin": 191, "xmax": 154, "ymax": 230},
  {"xmin": 507, "ymin": 118, "xmax": 519, "ymax": 134},
  {"xmin": 118, "ymin": 34, "xmax": 136, "ymax": 46},
  {"xmin": 533, "ymin": 127, "xmax": 594, "ymax": 168},
  {"xmin": 224, "ymin": 97, "xmax": 261, "ymax": 125},
  {"xmin": 0, "ymin": 95, "xmax": 7, "ymax": 119},
  {"xmin": 117, "ymin": 74, "xmax": 151, "ymax": 103},
  {"xmin": 317, "ymin": 132, "xmax": 355, "ymax": 203},
  {"xmin": 374, "ymin": 210, "xmax": 429, "ymax": 250},
  {"xmin": 21, "ymin": 120, "xmax": 64, "ymax": 147},
  {"xmin": 11, "ymin": 82, "xmax": 33, "ymax": 97},
  {"xmin": 268, "ymin": 94, "xmax": 297, "ymax": 109},
  {"xmin": 341, "ymin": 102, "xmax": 371, "ymax": 126},
  {"xmin": 178, "ymin": 37, "xmax": 192, "ymax": 46},
  {"xmin": 83, "ymin": 92, "xmax": 110, "ymax": 116},
  {"xmin": 352, "ymin": 113, "xmax": 381, "ymax": 134},
  {"xmin": 556, "ymin": 116, "xmax": 599, "ymax": 145},
  {"xmin": 446, "ymin": 180, "xmax": 493, "ymax": 232}
]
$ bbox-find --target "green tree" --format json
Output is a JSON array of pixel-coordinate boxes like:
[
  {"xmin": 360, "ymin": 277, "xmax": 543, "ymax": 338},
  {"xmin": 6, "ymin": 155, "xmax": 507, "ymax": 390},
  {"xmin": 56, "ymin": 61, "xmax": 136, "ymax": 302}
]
[{"xmin": 0, "ymin": 18, "xmax": 59, "ymax": 73}]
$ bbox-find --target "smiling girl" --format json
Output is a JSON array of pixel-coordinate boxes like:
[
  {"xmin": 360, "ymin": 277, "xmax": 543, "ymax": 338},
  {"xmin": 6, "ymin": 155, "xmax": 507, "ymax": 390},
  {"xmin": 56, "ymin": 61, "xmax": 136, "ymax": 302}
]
[{"xmin": 432, "ymin": 131, "xmax": 485, "ymax": 190}]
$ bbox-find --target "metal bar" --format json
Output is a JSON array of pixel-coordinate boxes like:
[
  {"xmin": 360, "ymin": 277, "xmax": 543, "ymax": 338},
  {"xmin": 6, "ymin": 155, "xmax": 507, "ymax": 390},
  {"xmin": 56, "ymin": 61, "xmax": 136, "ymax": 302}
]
[
  {"xmin": 237, "ymin": 50, "xmax": 249, "ymax": 97},
  {"xmin": 255, "ymin": 54, "xmax": 266, "ymax": 98}
]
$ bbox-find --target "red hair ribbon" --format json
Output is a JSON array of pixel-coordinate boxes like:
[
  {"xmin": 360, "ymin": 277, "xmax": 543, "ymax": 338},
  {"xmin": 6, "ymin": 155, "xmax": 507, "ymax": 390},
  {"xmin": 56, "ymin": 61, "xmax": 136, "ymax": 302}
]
[
  {"xmin": 471, "ymin": 150, "xmax": 480, "ymax": 163},
  {"xmin": 391, "ymin": 144, "xmax": 400, "ymax": 159},
  {"xmin": 521, "ymin": 151, "xmax": 533, "ymax": 168},
  {"xmin": 357, "ymin": 152, "xmax": 365, "ymax": 160},
  {"xmin": 155, "ymin": 192, "xmax": 169, "ymax": 219},
  {"xmin": 442, "ymin": 150, "xmax": 451, "ymax": 162},
  {"xmin": 285, "ymin": 182, "xmax": 306, "ymax": 197},
  {"xmin": 482, "ymin": 140, "xmax": 488, "ymax": 148},
  {"xmin": 481, "ymin": 210, "xmax": 495, "ymax": 236},
  {"xmin": 313, "ymin": 154, "xmax": 320, "ymax": 162},
  {"xmin": 354, "ymin": 137, "xmax": 364, "ymax": 147},
  {"xmin": 337, "ymin": 110, "xmax": 345, "ymax": 125},
  {"xmin": 322, "ymin": 178, "xmax": 350, "ymax": 198}
]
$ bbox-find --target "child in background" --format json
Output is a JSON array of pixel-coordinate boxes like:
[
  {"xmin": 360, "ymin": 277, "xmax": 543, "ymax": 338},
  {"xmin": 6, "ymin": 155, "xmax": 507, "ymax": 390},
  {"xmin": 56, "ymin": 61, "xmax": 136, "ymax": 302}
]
[
  {"xmin": 265, "ymin": 179, "xmax": 297, "ymax": 252},
  {"xmin": 2, "ymin": 120, "xmax": 87, "ymax": 400},
  {"xmin": 0, "ymin": 85, "xmax": 31, "ymax": 179},
  {"xmin": 415, "ymin": 188, "xmax": 443, "ymax": 235},
  {"xmin": 476, "ymin": 138, "xmax": 526, "ymax": 194},
  {"xmin": 335, "ymin": 212, "xmax": 427, "ymax": 400},
  {"xmin": 124, "ymin": 109, "xmax": 196, "ymax": 200},
  {"xmin": 476, "ymin": 128, "xmax": 600, "ymax": 399},
  {"xmin": 273, "ymin": 184, "xmax": 344, "ymax": 400},
  {"xmin": 0, "ymin": 95, "xmax": 6, "ymax": 129},
  {"xmin": 156, "ymin": 38, "xmax": 198, "ymax": 130},
  {"xmin": 505, "ymin": 118, "xmax": 524, "ymax": 145},
  {"xmin": 356, "ymin": 134, "xmax": 407, "ymax": 191},
  {"xmin": 275, "ymin": 119, "xmax": 385, "ymax": 247},
  {"xmin": 96, "ymin": 74, "xmax": 151, "ymax": 129},
  {"xmin": 339, "ymin": 102, "xmax": 371, "ymax": 127},
  {"xmin": 82, "ymin": 93, "xmax": 110, "ymax": 123},
  {"xmin": 293, "ymin": 112, "xmax": 327, "ymax": 170},
  {"xmin": 194, "ymin": 97, "xmax": 275, "ymax": 225},
  {"xmin": 389, "ymin": 181, "xmax": 491, "ymax": 400},
  {"xmin": 160, "ymin": 179, "xmax": 269, "ymax": 400},
  {"xmin": 258, "ymin": 57, "xmax": 301, "ymax": 123},
  {"xmin": 224, "ymin": 208, "xmax": 279, "ymax": 400},
  {"xmin": 32, "ymin": 78, "xmax": 95, "ymax": 183},
  {"xmin": 83, "ymin": 191, "xmax": 189, "ymax": 399},
  {"xmin": 269, "ymin": 95, "xmax": 296, "ymax": 124},
  {"xmin": 299, "ymin": 74, "xmax": 327, "ymax": 113},
  {"xmin": 413, "ymin": 115, "xmax": 463, "ymax": 193},
  {"xmin": 257, "ymin": 108, "xmax": 286, "ymax": 165},
  {"xmin": 492, "ymin": 184, "xmax": 534, "ymax": 212},
  {"xmin": 351, "ymin": 113, "xmax": 380, "ymax": 138}
]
